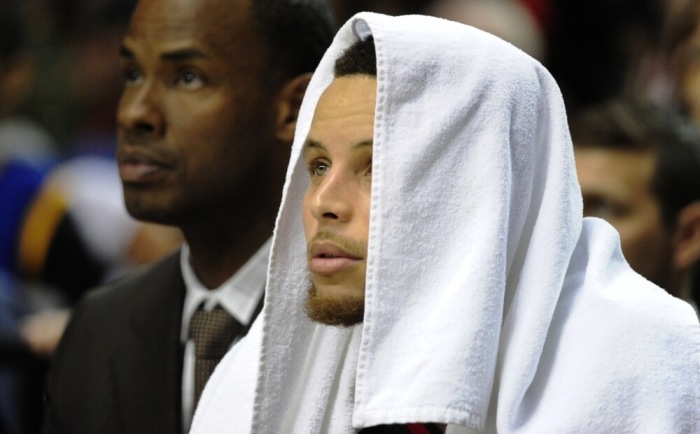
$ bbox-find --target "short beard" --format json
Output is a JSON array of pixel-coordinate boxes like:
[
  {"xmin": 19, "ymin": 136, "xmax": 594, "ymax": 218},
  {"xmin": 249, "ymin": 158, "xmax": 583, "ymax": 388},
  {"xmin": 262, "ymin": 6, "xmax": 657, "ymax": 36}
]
[{"xmin": 305, "ymin": 285, "xmax": 364, "ymax": 327}]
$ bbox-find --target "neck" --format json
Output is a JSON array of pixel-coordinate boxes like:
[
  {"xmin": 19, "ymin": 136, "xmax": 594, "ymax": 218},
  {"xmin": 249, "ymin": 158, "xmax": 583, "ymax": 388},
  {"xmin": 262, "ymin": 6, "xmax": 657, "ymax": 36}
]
[
  {"xmin": 178, "ymin": 160, "xmax": 285, "ymax": 289},
  {"xmin": 182, "ymin": 212, "xmax": 274, "ymax": 289}
]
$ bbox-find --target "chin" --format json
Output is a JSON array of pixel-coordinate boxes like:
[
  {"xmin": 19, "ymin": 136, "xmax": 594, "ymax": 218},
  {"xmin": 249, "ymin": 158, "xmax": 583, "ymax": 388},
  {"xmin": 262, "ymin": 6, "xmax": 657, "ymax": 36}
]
[
  {"xmin": 305, "ymin": 284, "xmax": 364, "ymax": 327},
  {"xmin": 125, "ymin": 205, "xmax": 180, "ymax": 227},
  {"xmin": 123, "ymin": 195, "xmax": 185, "ymax": 226}
]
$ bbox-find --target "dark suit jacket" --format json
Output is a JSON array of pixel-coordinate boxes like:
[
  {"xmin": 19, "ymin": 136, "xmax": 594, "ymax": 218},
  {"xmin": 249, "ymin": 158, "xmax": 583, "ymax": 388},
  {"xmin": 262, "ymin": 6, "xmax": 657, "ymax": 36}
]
[{"xmin": 44, "ymin": 252, "xmax": 186, "ymax": 434}]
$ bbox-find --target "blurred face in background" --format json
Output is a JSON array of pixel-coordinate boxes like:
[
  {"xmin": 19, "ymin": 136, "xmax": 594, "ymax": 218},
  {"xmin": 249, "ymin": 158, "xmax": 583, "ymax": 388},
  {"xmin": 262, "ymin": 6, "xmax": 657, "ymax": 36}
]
[{"xmin": 574, "ymin": 147, "xmax": 675, "ymax": 291}]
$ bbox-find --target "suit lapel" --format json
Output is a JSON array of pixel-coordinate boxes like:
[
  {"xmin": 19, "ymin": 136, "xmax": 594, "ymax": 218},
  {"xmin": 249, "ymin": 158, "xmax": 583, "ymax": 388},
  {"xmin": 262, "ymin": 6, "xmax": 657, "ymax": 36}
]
[{"xmin": 112, "ymin": 253, "xmax": 185, "ymax": 434}]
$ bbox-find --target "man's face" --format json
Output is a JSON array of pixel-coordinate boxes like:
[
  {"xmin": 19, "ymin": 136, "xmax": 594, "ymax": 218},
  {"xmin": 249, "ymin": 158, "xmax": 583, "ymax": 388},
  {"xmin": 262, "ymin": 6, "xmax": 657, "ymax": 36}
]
[
  {"xmin": 117, "ymin": 0, "xmax": 277, "ymax": 225},
  {"xmin": 574, "ymin": 147, "xmax": 675, "ymax": 291},
  {"xmin": 302, "ymin": 76, "xmax": 376, "ymax": 326}
]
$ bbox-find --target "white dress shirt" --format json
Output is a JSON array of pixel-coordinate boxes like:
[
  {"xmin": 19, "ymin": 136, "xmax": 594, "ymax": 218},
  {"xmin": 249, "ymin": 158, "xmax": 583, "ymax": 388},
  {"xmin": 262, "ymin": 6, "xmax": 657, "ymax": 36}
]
[{"xmin": 179, "ymin": 239, "xmax": 270, "ymax": 432}]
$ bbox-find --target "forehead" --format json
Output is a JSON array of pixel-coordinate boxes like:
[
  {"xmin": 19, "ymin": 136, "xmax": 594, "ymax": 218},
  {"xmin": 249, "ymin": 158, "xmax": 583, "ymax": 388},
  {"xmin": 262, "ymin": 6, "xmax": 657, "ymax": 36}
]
[
  {"xmin": 125, "ymin": 0, "xmax": 256, "ymax": 58},
  {"xmin": 309, "ymin": 76, "xmax": 377, "ymax": 136},
  {"xmin": 575, "ymin": 147, "xmax": 656, "ymax": 191}
]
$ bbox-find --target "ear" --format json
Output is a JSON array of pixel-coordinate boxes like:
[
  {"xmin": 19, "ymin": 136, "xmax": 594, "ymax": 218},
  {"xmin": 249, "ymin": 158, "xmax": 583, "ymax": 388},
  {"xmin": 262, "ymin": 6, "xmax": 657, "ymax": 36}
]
[
  {"xmin": 273, "ymin": 72, "xmax": 312, "ymax": 143},
  {"xmin": 672, "ymin": 201, "xmax": 700, "ymax": 270}
]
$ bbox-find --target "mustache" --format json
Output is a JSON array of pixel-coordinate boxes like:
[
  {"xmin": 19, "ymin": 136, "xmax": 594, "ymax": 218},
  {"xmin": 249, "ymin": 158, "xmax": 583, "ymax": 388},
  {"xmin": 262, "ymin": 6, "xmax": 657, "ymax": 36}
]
[
  {"xmin": 306, "ymin": 231, "xmax": 366, "ymax": 260},
  {"xmin": 118, "ymin": 128, "xmax": 169, "ymax": 147}
]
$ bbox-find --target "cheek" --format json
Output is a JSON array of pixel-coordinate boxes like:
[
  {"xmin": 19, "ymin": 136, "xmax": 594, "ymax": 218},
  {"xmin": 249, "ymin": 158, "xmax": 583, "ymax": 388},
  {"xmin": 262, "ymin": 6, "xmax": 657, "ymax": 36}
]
[
  {"xmin": 617, "ymin": 206, "xmax": 665, "ymax": 252},
  {"xmin": 169, "ymin": 92, "xmax": 243, "ymax": 137},
  {"xmin": 302, "ymin": 192, "xmax": 315, "ymax": 242},
  {"xmin": 682, "ymin": 70, "xmax": 700, "ymax": 121},
  {"xmin": 172, "ymin": 109, "xmax": 250, "ymax": 174},
  {"xmin": 172, "ymin": 111, "xmax": 224, "ymax": 145},
  {"xmin": 359, "ymin": 191, "xmax": 371, "ymax": 242}
]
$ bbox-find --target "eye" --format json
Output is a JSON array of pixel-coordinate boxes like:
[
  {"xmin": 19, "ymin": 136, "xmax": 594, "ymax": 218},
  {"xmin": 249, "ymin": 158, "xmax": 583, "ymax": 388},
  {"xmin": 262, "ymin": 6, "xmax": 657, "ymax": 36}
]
[
  {"xmin": 175, "ymin": 69, "xmax": 204, "ymax": 89},
  {"xmin": 583, "ymin": 197, "xmax": 627, "ymax": 220},
  {"xmin": 584, "ymin": 200, "xmax": 612, "ymax": 219},
  {"xmin": 308, "ymin": 159, "xmax": 330, "ymax": 177},
  {"xmin": 122, "ymin": 66, "xmax": 142, "ymax": 86}
]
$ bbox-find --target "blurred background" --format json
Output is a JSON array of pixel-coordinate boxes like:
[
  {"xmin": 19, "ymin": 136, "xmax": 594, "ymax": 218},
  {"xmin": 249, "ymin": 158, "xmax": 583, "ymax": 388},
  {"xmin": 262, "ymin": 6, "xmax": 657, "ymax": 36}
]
[{"xmin": 2, "ymin": 0, "xmax": 699, "ymax": 432}]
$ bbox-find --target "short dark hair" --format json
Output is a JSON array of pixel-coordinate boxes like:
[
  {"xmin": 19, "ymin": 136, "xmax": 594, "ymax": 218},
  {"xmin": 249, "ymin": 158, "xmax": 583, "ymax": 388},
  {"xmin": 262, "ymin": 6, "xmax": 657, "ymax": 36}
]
[
  {"xmin": 251, "ymin": 0, "xmax": 337, "ymax": 83},
  {"xmin": 570, "ymin": 99, "xmax": 700, "ymax": 227},
  {"xmin": 334, "ymin": 36, "xmax": 377, "ymax": 77}
]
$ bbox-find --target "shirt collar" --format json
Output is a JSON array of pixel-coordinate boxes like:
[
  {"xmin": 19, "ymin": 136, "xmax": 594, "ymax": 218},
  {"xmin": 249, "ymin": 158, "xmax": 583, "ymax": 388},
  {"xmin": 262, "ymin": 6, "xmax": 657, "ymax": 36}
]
[{"xmin": 180, "ymin": 239, "xmax": 271, "ymax": 342}]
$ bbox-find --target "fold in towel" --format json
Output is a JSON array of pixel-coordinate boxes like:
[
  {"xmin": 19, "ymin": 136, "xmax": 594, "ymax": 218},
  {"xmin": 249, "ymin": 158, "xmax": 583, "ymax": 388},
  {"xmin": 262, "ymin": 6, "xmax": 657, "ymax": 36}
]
[{"xmin": 191, "ymin": 12, "xmax": 700, "ymax": 434}]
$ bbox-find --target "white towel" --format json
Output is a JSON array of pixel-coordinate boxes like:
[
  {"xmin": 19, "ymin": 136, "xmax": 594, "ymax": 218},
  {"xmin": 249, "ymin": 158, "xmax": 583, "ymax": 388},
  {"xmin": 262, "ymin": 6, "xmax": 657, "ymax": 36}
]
[{"xmin": 191, "ymin": 12, "xmax": 700, "ymax": 433}]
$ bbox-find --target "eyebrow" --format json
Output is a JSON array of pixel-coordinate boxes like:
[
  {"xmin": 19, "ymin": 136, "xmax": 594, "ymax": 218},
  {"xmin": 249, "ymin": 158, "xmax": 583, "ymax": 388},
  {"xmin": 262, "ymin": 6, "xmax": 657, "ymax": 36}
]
[
  {"xmin": 119, "ymin": 45, "xmax": 209, "ymax": 62},
  {"xmin": 119, "ymin": 45, "xmax": 135, "ymax": 59},
  {"xmin": 304, "ymin": 139, "xmax": 373, "ymax": 152}
]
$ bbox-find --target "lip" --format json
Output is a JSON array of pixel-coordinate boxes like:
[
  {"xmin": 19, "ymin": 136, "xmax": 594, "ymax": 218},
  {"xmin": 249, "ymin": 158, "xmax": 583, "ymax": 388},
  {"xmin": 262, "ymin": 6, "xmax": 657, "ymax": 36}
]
[
  {"xmin": 308, "ymin": 240, "xmax": 363, "ymax": 275},
  {"xmin": 117, "ymin": 148, "xmax": 173, "ymax": 183}
]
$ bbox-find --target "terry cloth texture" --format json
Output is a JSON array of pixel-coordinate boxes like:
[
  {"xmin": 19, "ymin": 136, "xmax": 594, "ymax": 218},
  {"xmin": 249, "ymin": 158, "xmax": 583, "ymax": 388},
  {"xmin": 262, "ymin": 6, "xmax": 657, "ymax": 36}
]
[{"xmin": 191, "ymin": 12, "xmax": 700, "ymax": 434}]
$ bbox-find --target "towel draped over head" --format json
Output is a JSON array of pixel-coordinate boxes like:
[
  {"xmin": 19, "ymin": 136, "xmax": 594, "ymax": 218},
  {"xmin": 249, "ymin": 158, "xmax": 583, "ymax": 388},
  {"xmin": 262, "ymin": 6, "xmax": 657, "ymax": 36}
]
[{"xmin": 191, "ymin": 12, "xmax": 700, "ymax": 434}]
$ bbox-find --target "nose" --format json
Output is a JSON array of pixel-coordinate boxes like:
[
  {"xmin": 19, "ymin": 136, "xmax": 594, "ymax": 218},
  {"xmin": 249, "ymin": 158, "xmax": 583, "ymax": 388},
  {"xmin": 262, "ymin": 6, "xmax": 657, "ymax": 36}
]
[
  {"xmin": 308, "ymin": 169, "xmax": 354, "ymax": 224},
  {"xmin": 117, "ymin": 80, "xmax": 165, "ymax": 138}
]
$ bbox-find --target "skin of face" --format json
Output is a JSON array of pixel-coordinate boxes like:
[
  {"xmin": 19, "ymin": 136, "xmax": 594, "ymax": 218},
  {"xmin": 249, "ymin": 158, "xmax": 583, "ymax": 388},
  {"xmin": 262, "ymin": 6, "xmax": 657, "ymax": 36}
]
[
  {"xmin": 302, "ymin": 75, "xmax": 377, "ymax": 326},
  {"xmin": 681, "ymin": 61, "xmax": 700, "ymax": 125},
  {"xmin": 574, "ymin": 147, "xmax": 676, "ymax": 292},
  {"xmin": 116, "ymin": 0, "xmax": 280, "ymax": 228},
  {"xmin": 675, "ymin": 6, "xmax": 700, "ymax": 125}
]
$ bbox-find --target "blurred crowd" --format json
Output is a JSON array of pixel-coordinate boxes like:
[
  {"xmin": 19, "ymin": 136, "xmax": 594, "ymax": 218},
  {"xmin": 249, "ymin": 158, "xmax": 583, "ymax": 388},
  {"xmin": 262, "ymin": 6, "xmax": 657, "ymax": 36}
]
[
  {"xmin": 1, "ymin": 1, "xmax": 183, "ymax": 432},
  {"xmin": 1, "ymin": 0, "xmax": 699, "ymax": 433}
]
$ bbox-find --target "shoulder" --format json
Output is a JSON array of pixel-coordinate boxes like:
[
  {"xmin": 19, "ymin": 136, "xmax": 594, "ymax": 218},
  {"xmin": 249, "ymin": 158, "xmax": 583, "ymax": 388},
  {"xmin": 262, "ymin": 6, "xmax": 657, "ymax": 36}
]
[
  {"xmin": 553, "ymin": 254, "xmax": 700, "ymax": 431},
  {"xmin": 562, "ymin": 249, "xmax": 699, "ymax": 361},
  {"xmin": 58, "ymin": 251, "xmax": 183, "ymax": 348},
  {"xmin": 77, "ymin": 251, "xmax": 182, "ymax": 315},
  {"xmin": 582, "ymin": 260, "xmax": 698, "ymax": 341},
  {"xmin": 44, "ymin": 251, "xmax": 185, "ymax": 431},
  {"xmin": 567, "ymin": 218, "xmax": 699, "ymax": 338}
]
